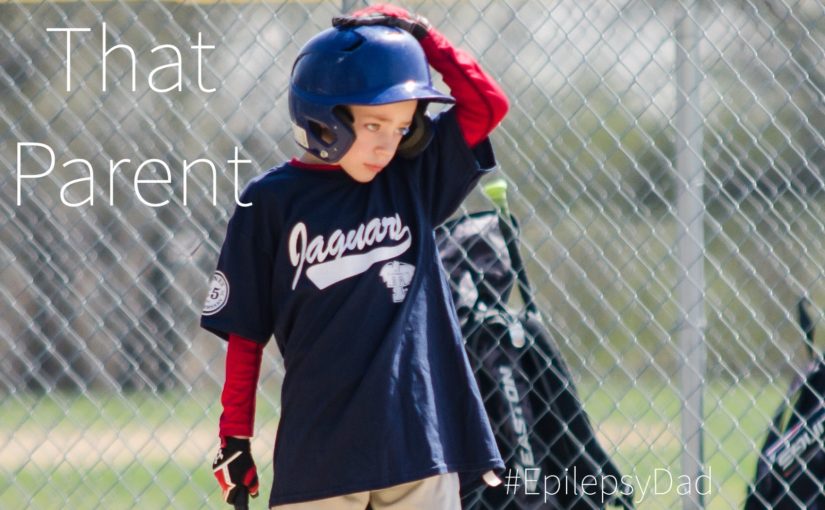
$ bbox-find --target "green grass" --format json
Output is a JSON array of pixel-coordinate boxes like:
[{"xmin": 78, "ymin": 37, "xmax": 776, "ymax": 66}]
[
  {"xmin": 1, "ymin": 462, "xmax": 215, "ymax": 510},
  {"xmin": 0, "ymin": 388, "xmax": 282, "ymax": 509},
  {"xmin": 580, "ymin": 376, "xmax": 787, "ymax": 509},
  {"xmin": 0, "ymin": 377, "xmax": 790, "ymax": 509}
]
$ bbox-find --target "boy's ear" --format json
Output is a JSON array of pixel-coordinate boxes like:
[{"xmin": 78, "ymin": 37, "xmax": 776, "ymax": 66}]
[
  {"xmin": 308, "ymin": 120, "xmax": 335, "ymax": 145},
  {"xmin": 396, "ymin": 103, "xmax": 433, "ymax": 159}
]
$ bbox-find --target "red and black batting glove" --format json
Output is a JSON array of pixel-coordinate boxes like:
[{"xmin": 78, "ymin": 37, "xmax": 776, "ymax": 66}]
[
  {"xmin": 332, "ymin": 3, "xmax": 432, "ymax": 41},
  {"xmin": 212, "ymin": 437, "xmax": 260, "ymax": 505}
]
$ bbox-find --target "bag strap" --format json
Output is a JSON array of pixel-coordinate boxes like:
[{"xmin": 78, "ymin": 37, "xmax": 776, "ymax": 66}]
[
  {"xmin": 799, "ymin": 297, "xmax": 817, "ymax": 362},
  {"xmin": 495, "ymin": 211, "xmax": 539, "ymax": 317},
  {"xmin": 482, "ymin": 179, "xmax": 539, "ymax": 316}
]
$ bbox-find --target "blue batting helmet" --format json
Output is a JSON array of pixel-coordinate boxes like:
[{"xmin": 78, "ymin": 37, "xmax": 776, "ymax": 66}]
[{"xmin": 289, "ymin": 24, "xmax": 454, "ymax": 163}]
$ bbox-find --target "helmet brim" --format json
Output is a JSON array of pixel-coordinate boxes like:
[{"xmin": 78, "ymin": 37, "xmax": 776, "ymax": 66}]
[
  {"xmin": 293, "ymin": 81, "xmax": 453, "ymax": 107},
  {"xmin": 351, "ymin": 81, "xmax": 455, "ymax": 106}
]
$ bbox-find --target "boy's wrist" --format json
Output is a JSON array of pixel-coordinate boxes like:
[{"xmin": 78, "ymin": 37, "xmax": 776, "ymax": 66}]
[
  {"xmin": 220, "ymin": 436, "xmax": 251, "ymax": 449},
  {"xmin": 219, "ymin": 421, "xmax": 255, "ymax": 439}
]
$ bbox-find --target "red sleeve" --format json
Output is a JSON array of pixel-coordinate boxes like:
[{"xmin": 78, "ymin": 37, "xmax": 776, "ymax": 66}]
[
  {"xmin": 219, "ymin": 333, "xmax": 264, "ymax": 438},
  {"xmin": 420, "ymin": 29, "xmax": 509, "ymax": 148}
]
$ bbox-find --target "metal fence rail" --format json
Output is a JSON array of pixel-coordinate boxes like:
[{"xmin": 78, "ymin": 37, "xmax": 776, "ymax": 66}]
[{"xmin": 3, "ymin": 0, "xmax": 825, "ymax": 508}]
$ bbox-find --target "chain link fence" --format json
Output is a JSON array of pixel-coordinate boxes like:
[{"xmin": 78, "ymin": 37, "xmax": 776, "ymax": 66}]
[{"xmin": 3, "ymin": 0, "xmax": 825, "ymax": 508}]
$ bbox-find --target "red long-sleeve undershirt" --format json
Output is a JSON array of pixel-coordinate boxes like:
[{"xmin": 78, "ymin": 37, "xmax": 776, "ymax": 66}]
[
  {"xmin": 219, "ymin": 334, "xmax": 263, "ymax": 438},
  {"xmin": 419, "ymin": 28, "xmax": 509, "ymax": 148},
  {"xmin": 219, "ymin": 29, "xmax": 507, "ymax": 439}
]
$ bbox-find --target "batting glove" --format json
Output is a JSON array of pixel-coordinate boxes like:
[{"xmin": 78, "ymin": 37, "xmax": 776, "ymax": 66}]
[
  {"xmin": 332, "ymin": 4, "xmax": 431, "ymax": 41},
  {"xmin": 212, "ymin": 437, "xmax": 260, "ymax": 505}
]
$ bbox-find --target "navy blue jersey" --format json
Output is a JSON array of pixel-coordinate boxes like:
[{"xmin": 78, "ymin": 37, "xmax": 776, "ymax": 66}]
[{"xmin": 201, "ymin": 109, "xmax": 504, "ymax": 505}]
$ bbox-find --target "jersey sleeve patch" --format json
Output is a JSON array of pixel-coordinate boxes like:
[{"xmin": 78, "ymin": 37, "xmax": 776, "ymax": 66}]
[{"xmin": 203, "ymin": 271, "xmax": 230, "ymax": 316}]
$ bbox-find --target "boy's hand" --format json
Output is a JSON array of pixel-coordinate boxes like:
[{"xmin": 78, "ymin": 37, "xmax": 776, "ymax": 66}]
[
  {"xmin": 332, "ymin": 4, "xmax": 431, "ymax": 40},
  {"xmin": 212, "ymin": 437, "xmax": 260, "ymax": 505}
]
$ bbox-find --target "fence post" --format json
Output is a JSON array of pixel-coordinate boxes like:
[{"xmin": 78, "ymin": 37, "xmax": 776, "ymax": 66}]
[{"xmin": 674, "ymin": 3, "xmax": 707, "ymax": 509}]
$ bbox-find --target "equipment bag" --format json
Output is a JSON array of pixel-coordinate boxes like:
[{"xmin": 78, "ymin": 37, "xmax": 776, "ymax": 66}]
[
  {"xmin": 437, "ymin": 210, "xmax": 633, "ymax": 509},
  {"xmin": 745, "ymin": 299, "xmax": 825, "ymax": 510}
]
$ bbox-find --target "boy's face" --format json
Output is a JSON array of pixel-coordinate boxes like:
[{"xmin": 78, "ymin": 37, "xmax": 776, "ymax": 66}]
[{"xmin": 337, "ymin": 100, "xmax": 418, "ymax": 183}]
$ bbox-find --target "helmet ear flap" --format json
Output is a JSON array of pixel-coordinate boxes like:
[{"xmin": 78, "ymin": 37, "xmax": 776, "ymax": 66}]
[
  {"xmin": 334, "ymin": 105, "xmax": 354, "ymax": 125},
  {"xmin": 299, "ymin": 107, "xmax": 356, "ymax": 162},
  {"xmin": 396, "ymin": 103, "xmax": 434, "ymax": 159}
]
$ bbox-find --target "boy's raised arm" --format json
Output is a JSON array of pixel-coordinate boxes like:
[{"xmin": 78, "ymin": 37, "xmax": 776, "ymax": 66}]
[{"xmin": 335, "ymin": 3, "xmax": 509, "ymax": 147}]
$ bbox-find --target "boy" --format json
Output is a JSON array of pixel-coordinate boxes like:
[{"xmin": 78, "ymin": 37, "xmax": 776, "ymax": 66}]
[{"xmin": 203, "ymin": 4, "xmax": 509, "ymax": 509}]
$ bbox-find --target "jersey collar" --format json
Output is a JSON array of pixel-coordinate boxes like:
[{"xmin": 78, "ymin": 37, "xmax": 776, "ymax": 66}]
[{"xmin": 290, "ymin": 158, "xmax": 342, "ymax": 172}]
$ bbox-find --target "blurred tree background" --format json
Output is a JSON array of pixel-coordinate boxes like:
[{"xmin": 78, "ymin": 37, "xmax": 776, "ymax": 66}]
[{"xmin": 1, "ymin": 0, "xmax": 825, "ymax": 393}]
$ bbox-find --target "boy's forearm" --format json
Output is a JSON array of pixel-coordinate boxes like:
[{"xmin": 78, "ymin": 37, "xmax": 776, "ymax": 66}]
[
  {"xmin": 419, "ymin": 29, "xmax": 509, "ymax": 147},
  {"xmin": 219, "ymin": 333, "xmax": 264, "ymax": 438}
]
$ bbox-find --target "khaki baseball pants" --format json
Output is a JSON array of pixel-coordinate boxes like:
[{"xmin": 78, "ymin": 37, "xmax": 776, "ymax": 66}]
[{"xmin": 270, "ymin": 472, "xmax": 460, "ymax": 510}]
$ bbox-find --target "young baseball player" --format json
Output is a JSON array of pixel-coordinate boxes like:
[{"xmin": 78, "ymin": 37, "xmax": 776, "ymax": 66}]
[{"xmin": 203, "ymin": 4, "xmax": 509, "ymax": 509}]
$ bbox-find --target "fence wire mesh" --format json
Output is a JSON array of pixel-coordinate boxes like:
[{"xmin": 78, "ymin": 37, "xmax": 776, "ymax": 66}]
[{"xmin": 3, "ymin": 0, "xmax": 825, "ymax": 508}]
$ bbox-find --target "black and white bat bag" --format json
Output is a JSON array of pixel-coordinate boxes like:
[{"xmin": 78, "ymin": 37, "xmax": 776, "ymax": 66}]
[
  {"xmin": 437, "ymin": 211, "xmax": 633, "ymax": 510},
  {"xmin": 745, "ymin": 299, "xmax": 825, "ymax": 510}
]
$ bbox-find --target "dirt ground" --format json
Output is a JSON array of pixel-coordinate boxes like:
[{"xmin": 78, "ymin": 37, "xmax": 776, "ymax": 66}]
[{"xmin": 1, "ymin": 424, "xmax": 277, "ymax": 470}]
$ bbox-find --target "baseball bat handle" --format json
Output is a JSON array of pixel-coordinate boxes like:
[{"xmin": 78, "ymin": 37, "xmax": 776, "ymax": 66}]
[
  {"xmin": 234, "ymin": 486, "xmax": 249, "ymax": 510},
  {"xmin": 482, "ymin": 179, "xmax": 509, "ymax": 216}
]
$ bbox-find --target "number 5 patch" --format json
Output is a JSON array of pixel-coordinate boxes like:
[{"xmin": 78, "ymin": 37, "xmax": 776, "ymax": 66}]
[{"xmin": 203, "ymin": 271, "xmax": 230, "ymax": 316}]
